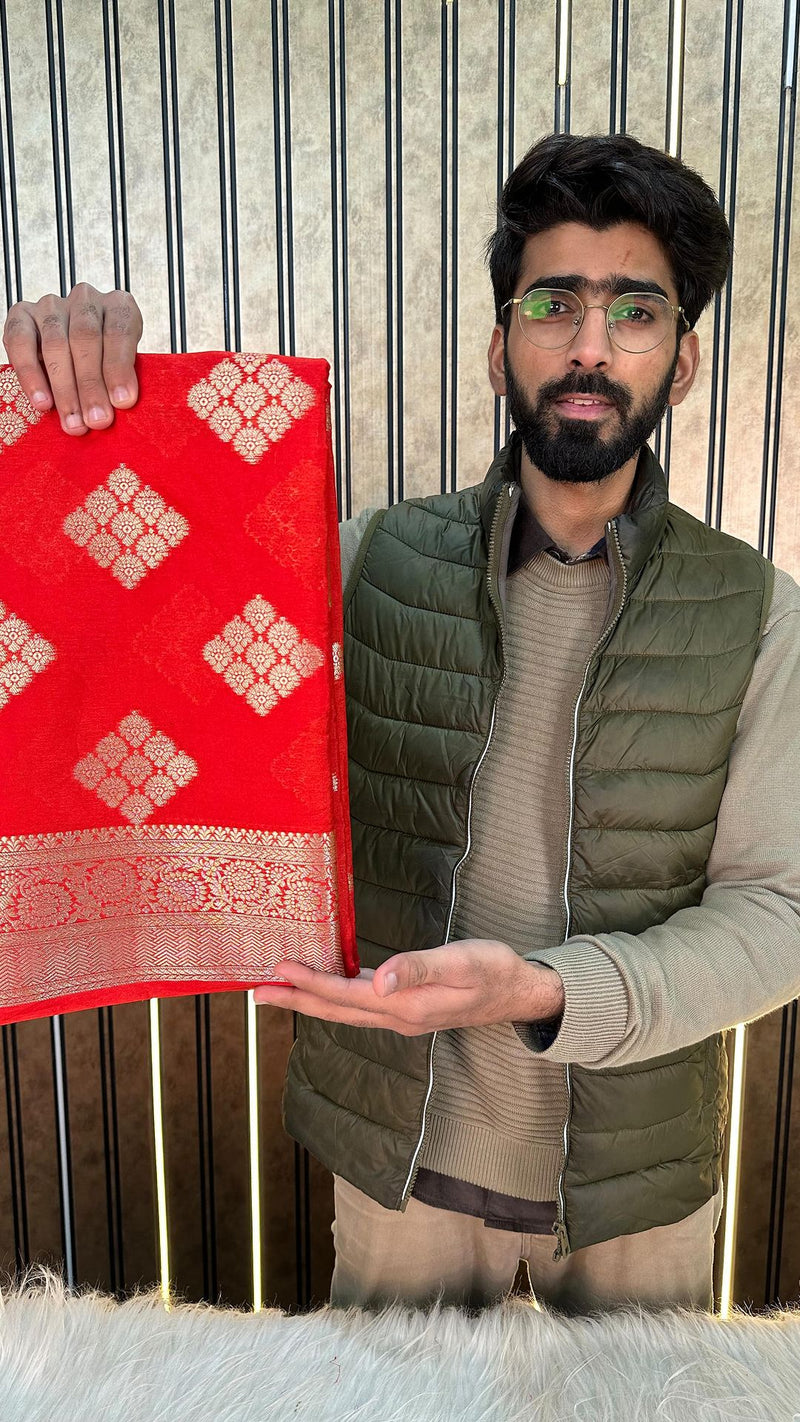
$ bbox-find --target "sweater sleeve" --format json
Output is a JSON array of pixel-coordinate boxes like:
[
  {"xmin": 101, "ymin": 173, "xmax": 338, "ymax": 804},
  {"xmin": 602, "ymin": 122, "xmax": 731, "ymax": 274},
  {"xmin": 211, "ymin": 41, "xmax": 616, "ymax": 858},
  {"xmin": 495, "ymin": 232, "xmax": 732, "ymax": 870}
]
[
  {"xmin": 519, "ymin": 565, "xmax": 800, "ymax": 1068},
  {"xmin": 339, "ymin": 508, "xmax": 381, "ymax": 588}
]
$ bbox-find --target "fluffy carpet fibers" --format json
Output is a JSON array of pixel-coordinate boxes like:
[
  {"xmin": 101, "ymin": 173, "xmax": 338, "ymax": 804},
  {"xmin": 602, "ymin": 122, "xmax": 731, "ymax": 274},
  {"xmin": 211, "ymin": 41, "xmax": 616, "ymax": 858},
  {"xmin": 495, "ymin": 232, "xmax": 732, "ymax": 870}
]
[{"xmin": 0, "ymin": 1272, "xmax": 798, "ymax": 1420}]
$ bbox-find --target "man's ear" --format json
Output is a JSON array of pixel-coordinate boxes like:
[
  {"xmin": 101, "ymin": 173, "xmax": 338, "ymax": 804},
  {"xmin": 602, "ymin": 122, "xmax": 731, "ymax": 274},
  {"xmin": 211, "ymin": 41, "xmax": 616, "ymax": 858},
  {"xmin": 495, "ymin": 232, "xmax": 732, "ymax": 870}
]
[
  {"xmin": 488, "ymin": 324, "xmax": 507, "ymax": 397},
  {"xmin": 668, "ymin": 328, "xmax": 700, "ymax": 408}
]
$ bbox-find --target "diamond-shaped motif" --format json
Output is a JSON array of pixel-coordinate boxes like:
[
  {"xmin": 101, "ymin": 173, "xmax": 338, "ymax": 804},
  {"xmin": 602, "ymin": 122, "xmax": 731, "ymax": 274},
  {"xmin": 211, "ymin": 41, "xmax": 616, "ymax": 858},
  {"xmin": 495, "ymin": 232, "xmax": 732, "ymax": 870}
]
[
  {"xmin": 187, "ymin": 355, "xmax": 315, "ymax": 464},
  {"xmin": 74, "ymin": 712, "xmax": 198, "ymax": 824},
  {"xmin": 63, "ymin": 462, "xmax": 189, "ymax": 589},
  {"xmin": 0, "ymin": 600, "xmax": 56, "ymax": 711},
  {"xmin": 203, "ymin": 594, "xmax": 324, "ymax": 717},
  {"xmin": 0, "ymin": 368, "xmax": 42, "ymax": 450}
]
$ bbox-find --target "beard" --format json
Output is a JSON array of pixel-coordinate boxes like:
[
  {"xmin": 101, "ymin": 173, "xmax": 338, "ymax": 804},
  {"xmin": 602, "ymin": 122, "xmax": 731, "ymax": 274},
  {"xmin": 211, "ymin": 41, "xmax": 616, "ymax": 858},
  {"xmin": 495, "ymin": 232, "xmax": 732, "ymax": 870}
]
[{"xmin": 504, "ymin": 351, "xmax": 679, "ymax": 485}]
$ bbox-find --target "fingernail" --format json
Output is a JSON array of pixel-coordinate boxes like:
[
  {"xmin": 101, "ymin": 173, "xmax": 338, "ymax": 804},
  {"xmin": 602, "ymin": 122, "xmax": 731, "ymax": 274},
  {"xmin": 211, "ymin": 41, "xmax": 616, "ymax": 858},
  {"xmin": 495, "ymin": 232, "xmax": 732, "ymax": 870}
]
[
  {"xmin": 87, "ymin": 405, "xmax": 107, "ymax": 424},
  {"xmin": 383, "ymin": 972, "xmax": 398, "ymax": 995},
  {"xmin": 31, "ymin": 390, "xmax": 50, "ymax": 407},
  {"xmin": 65, "ymin": 413, "xmax": 85, "ymax": 431},
  {"xmin": 111, "ymin": 387, "xmax": 130, "ymax": 404}
]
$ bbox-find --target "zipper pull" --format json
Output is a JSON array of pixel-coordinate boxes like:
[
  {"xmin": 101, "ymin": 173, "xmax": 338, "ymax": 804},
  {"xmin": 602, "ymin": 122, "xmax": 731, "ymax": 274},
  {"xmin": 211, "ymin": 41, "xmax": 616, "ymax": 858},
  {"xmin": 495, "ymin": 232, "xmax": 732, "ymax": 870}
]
[{"xmin": 552, "ymin": 1218, "xmax": 569, "ymax": 1262}]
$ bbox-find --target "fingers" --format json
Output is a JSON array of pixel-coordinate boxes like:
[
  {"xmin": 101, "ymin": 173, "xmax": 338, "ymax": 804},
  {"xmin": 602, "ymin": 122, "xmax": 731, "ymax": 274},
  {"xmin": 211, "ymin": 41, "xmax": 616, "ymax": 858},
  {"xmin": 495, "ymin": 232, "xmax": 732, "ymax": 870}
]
[{"xmin": 2, "ymin": 284, "xmax": 143, "ymax": 435}]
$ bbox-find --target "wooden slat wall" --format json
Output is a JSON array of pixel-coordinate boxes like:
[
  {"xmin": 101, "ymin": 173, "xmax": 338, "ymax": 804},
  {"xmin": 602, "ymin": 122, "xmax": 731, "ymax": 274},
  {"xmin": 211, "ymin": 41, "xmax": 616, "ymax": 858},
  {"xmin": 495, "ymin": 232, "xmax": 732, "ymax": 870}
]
[{"xmin": 1, "ymin": 0, "xmax": 799, "ymax": 1311}]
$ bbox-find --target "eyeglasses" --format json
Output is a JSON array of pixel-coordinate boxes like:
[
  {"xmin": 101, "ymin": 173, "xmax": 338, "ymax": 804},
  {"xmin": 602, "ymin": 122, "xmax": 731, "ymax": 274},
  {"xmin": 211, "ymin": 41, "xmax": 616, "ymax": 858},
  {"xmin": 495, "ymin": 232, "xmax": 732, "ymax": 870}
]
[{"xmin": 501, "ymin": 288, "xmax": 688, "ymax": 354}]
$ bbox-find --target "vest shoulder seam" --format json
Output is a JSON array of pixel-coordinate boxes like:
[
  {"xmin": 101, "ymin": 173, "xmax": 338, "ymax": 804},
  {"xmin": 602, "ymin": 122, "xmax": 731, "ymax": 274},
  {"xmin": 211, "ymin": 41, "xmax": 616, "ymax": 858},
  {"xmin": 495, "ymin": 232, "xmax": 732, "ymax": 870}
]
[
  {"xmin": 347, "ymin": 691, "xmax": 484, "ymax": 735},
  {"xmin": 345, "ymin": 629, "xmax": 494, "ymax": 679},
  {"xmin": 361, "ymin": 577, "xmax": 483, "ymax": 623},
  {"xmin": 393, "ymin": 498, "xmax": 482, "ymax": 527},
  {"xmin": 350, "ymin": 753, "xmax": 463, "ymax": 791},
  {"xmin": 375, "ymin": 522, "xmax": 484, "ymax": 570}
]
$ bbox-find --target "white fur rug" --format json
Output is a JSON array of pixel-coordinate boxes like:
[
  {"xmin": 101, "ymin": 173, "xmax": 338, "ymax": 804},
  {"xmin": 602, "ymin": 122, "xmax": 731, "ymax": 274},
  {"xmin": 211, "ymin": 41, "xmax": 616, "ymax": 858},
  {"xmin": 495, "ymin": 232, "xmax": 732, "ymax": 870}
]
[{"xmin": 0, "ymin": 1273, "xmax": 798, "ymax": 1421}]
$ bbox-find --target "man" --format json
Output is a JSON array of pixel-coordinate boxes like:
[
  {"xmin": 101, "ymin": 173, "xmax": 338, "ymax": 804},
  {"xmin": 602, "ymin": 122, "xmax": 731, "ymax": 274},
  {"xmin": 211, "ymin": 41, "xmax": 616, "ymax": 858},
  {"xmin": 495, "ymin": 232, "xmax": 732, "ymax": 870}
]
[{"xmin": 5, "ymin": 133, "xmax": 800, "ymax": 1316}]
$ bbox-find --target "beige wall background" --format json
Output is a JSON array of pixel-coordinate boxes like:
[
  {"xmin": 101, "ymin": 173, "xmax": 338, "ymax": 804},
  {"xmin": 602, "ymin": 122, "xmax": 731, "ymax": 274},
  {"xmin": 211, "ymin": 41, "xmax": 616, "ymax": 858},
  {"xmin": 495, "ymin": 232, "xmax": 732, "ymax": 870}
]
[{"xmin": 0, "ymin": 0, "xmax": 799, "ymax": 1311}]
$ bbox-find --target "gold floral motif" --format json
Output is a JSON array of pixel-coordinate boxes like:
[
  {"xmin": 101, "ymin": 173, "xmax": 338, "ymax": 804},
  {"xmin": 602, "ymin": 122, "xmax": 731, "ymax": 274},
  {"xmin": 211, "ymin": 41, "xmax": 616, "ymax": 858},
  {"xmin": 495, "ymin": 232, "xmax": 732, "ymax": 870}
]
[
  {"xmin": 0, "ymin": 600, "xmax": 56, "ymax": 711},
  {"xmin": 0, "ymin": 367, "xmax": 42, "ymax": 450},
  {"xmin": 0, "ymin": 825, "xmax": 342, "ymax": 1006},
  {"xmin": 63, "ymin": 462, "xmax": 189, "ymax": 589},
  {"xmin": 187, "ymin": 354, "xmax": 316, "ymax": 464},
  {"xmin": 203, "ymin": 594, "xmax": 323, "ymax": 718},
  {"xmin": 74, "ymin": 712, "xmax": 198, "ymax": 824}
]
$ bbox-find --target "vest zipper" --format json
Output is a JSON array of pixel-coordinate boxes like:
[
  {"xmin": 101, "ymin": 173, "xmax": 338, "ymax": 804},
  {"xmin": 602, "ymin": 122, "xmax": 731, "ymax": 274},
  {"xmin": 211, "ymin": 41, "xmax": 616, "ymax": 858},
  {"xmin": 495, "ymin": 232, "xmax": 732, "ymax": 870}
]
[
  {"xmin": 400, "ymin": 483, "xmax": 515, "ymax": 1205},
  {"xmin": 553, "ymin": 518, "xmax": 629, "ymax": 1259}
]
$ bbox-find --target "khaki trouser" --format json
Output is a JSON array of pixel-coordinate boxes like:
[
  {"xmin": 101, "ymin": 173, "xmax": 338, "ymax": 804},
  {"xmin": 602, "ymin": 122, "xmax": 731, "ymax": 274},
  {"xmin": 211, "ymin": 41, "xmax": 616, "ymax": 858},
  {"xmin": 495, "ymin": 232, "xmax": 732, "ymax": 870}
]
[{"xmin": 331, "ymin": 1176, "xmax": 724, "ymax": 1314}]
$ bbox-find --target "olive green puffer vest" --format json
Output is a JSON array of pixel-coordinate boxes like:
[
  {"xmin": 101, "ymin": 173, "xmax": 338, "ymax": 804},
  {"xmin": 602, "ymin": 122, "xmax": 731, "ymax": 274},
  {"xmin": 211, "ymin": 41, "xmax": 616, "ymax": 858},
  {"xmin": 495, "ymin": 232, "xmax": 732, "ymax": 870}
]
[{"xmin": 284, "ymin": 438, "xmax": 773, "ymax": 1254}]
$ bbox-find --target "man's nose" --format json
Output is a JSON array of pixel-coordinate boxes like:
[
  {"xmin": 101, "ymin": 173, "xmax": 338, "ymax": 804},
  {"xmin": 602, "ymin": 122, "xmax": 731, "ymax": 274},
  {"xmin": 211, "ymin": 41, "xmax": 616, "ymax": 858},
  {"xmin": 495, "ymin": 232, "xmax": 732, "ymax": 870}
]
[{"xmin": 567, "ymin": 305, "xmax": 613, "ymax": 368}]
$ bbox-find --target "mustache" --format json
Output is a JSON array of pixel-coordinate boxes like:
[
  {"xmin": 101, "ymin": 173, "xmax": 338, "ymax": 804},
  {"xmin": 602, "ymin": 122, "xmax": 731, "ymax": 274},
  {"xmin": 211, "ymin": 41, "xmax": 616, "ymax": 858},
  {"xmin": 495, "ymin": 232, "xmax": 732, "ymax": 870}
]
[{"xmin": 537, "ymin": 373, "xmax": 633, "ymax": 416}]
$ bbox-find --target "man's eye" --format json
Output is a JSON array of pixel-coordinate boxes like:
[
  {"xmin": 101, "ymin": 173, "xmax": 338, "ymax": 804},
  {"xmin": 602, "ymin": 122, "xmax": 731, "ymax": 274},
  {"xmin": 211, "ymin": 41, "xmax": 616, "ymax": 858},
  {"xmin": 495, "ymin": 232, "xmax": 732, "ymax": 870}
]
[
  {"xmin": 523, "ymin": 296, "xmax": 572, "ymax": 320},
  {"xmin": 615, "ymin": 303, "xmax": 654, "ymax": 323}
]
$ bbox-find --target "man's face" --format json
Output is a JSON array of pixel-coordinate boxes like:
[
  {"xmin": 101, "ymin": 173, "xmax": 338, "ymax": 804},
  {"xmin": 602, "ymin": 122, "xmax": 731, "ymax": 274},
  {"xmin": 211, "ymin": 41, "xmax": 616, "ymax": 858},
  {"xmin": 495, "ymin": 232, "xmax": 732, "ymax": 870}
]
[{"xmin": 488, "ymin": 222, "xmax": 699, "ymax": 485}]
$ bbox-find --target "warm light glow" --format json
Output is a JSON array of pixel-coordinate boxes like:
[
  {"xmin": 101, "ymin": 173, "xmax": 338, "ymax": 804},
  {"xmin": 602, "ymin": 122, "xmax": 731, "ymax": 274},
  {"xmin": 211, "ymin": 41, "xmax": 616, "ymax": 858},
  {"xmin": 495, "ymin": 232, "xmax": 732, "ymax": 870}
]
[
  {"xmin": 557, "ymin": 0, "xmax": 571, "ymax": 88},
  {"xmin": 667, "ymin": 0, "xmax": 685, "ymax": 156},
  {"xmin": 149, "ymin": 999, "xmax": 171, "ymax": 1308},
  {"xmin": 247, "ymin": 990, "xmax": 263, "ymax": 1313},
  {"xmin": 719, "ymin": 1022, "xmax": 746, "ymax": 1318}
]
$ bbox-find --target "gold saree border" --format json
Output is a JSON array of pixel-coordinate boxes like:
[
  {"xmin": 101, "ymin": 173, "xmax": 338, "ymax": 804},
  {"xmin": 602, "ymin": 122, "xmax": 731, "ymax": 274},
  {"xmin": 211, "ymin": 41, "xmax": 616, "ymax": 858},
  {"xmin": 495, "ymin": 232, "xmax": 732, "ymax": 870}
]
[{"xmin": 0, "ymin": 825, "xmax": 342, "ymax": 1007}]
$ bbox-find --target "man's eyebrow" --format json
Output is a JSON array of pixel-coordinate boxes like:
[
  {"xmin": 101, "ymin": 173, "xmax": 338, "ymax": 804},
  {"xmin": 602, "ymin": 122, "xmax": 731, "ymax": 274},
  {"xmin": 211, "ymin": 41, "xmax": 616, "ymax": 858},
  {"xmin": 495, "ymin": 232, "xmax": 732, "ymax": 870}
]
[{"xmin": 524, "ymin": 273, "xmax": 671, "ymax": 301}]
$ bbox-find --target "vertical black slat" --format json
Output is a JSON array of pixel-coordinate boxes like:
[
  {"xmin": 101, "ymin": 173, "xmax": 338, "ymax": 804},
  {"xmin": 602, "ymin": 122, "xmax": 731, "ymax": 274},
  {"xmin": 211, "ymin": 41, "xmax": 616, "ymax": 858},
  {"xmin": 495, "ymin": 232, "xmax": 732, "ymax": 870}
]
[
  {"xmin": 439, "ymin": 0, "xmax": 449, "ymax": 495},
  {"xmin": 620, "ymin": 0, "xmax": 629, "ymax": 133},
  {"xmin": 43, "ymin": 0, "xmax": 68, "ymax": 295},
  {"xmin": 505, "ymin": 0, "xmax": 515, "ymax": 450},
  {"xmin": 384, "ymin": 0, "xmax": 395, "ymax": 506},
  {"xmin": 281, "ymin": 0, "xmax": 295, "ymax": 355},
  {"xmin": 97, "ymin": 1008, "xmax": 125, "ymax": 1295},
  {"xmin": 493, "ymin": 0, "xmax": 504, "ymax": 459},
  {"xmin": 54, "ymin": 0, "xmax": 75, "ymax": 289},
  {"xmin": 50, "ymin": 1016, "xmax": 75, "ymax": 1287},
  {"xmin": 327, "ymin": 0, "xmax": 352, "ymax": 517},
  {"xmin": 214, "ymin": 0, "xmax": 232, "ymax": 350},
  {"xmin": 449, "ymin": 0, "xmax": 458, "ymax": 493},
  {"xmin": 0, "ymin": 72, "xmax": 13, "ymax": 309},
  {"xmin": 609, "ymin": 0, "xmax": 619, "ymax": 134},
  {"xmin": 394, "ymin": 0, "xmax": 404, "ymax": 502},
  {"xmin": 111, "ymin": 0, "xmax": 130, "ymax": 291},
  {"xmin": 758, "ymin": 0, "xmax": 798, "ymax": 558},
  {"xmin": 225, "ymin": 0, "xmax": 241, "ymax": 351},
  {"xmin": 2, "ymin": 1025, "xmax": 29, "ymax": 1274},
  {"xmin": 774, "ymin": 1001, "xmax": 798, "ymax": 1299},
  {"xmin": 102, "ymin": 0, "xmax": 122, "ymax": 290},
  {"xmin": 704, "ymin": 0, "xmax": 742, "ymax": 529},
  {"xmin": 0, "ymin": 0, "xmax": 22, "ymax": 303},
  {"xmin": 270, "ymin": 0, "xmax": 286, "ymax": 354},
  {"xmin": 195, "ymin": 997, "xmax": 217, "ymax": 1302},
  {"xmin": 665, "ymin": 0, "xmax": 685, "ymax": 159},
  {"xmin": 554, "ymin": 0, "xmax": 571, "ymax": 137},
  {"xmin": 157, "ymin": 0, "xmax": 179, "ymax": 352},
  {"xmin": 167, "ymin": 0, "xmax": 187, "ymax": 351}
]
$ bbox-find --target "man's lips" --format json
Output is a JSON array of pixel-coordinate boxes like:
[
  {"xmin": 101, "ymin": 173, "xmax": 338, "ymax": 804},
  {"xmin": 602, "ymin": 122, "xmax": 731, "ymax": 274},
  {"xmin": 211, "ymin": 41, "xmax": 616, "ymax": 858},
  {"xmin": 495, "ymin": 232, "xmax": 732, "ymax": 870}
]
[{"xmin": 553, "ymin": 394, "xmax": 617, "ymax": 420}]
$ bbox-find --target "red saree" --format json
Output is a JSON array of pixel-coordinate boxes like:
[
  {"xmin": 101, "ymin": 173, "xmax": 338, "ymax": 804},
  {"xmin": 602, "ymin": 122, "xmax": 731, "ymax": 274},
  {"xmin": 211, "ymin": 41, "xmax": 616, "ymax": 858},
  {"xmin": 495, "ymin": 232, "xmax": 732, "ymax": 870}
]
[{"xmin": 0, "ymin": 353, "xmax": 357, "ymax": 1024}]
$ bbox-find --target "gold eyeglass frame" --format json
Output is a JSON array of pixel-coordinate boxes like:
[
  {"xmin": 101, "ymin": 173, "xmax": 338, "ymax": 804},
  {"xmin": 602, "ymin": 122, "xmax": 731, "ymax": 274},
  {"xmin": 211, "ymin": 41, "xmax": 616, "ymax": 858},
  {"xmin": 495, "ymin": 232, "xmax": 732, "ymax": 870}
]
[{"xmin": 500, "ymin": 288, "xmax": 688, "ymax": 354}]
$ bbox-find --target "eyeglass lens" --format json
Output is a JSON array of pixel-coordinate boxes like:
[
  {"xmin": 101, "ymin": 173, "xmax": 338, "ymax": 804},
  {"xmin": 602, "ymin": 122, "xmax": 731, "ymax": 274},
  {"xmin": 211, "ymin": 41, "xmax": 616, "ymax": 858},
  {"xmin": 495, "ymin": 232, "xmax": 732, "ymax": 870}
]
[{"xmin": 517, "ymin": 289, "xmax": 675, "ymax": 353}]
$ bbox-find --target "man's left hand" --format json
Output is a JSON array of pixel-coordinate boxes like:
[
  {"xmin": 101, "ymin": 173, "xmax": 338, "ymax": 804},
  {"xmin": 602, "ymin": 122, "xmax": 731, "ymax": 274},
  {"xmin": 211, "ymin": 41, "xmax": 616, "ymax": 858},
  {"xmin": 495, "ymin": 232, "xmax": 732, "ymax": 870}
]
[{"xmin": 252, "ymin": 939, "xmax": 565, "ymax": 1036}]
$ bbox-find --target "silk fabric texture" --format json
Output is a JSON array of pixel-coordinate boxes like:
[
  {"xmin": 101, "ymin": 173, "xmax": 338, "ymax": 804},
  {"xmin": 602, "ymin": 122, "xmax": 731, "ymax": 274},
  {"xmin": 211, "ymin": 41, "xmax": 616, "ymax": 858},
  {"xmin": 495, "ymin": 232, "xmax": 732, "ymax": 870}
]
[{"xmin": 0, "ymin": 352, "xmax": 357, "ymax": 1024}]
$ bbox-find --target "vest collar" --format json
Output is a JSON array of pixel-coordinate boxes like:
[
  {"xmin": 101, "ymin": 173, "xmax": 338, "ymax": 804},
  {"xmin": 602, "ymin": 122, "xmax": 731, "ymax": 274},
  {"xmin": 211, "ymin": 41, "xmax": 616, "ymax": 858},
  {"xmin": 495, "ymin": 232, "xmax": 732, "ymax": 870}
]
[{"xmin": 480, "ymin": 433, "xmax": 669, "ymax": 589}]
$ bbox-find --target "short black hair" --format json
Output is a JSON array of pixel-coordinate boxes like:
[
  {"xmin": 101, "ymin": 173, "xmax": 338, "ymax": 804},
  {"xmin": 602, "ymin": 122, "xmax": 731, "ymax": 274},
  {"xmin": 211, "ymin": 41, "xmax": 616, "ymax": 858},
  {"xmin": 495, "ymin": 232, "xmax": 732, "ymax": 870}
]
[{"xmin": 487, "ymin": 132, "xmax": 731, "ymax": 330}]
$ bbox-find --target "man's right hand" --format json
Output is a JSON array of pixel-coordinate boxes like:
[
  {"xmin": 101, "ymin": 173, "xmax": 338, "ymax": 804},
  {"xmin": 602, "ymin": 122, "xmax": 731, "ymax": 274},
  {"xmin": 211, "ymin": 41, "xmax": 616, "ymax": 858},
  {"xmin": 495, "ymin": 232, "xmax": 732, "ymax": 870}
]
[{"xmin": 2, "ymin": 284, "xmax": 143, "ymax": 435}]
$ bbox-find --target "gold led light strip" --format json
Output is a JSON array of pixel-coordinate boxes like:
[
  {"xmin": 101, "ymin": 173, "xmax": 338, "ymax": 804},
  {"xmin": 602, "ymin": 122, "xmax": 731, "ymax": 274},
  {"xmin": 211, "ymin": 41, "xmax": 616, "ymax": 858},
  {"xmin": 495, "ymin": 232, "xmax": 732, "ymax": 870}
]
[
  {"xmin": 247, "ymin": 989, "xmax": 263, "ymax": 1313},
  {"xmin": 148, "ymin": 999, "xmax": 171, "ymax": 1307},
  {"xmin": 719, "ymin": 1021, "xmax": 746, "ymax": 1318}
]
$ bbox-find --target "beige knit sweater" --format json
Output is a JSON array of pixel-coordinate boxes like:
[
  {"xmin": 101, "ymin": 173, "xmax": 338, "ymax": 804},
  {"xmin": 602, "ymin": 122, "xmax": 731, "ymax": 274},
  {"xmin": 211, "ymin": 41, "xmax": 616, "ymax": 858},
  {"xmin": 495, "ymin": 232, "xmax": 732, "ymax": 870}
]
[{"xmin": 340, "ymin": 502, "xmax": 800, "ymax": 1198}]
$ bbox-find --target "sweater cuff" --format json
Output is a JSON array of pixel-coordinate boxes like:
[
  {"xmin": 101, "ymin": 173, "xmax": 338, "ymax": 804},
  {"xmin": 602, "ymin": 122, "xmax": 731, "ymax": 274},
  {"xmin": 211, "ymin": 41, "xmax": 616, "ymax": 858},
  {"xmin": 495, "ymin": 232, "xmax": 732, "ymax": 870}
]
[{"xmin": 514, "ymin": 937, "xmax": 630, "ymax": 1064}]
